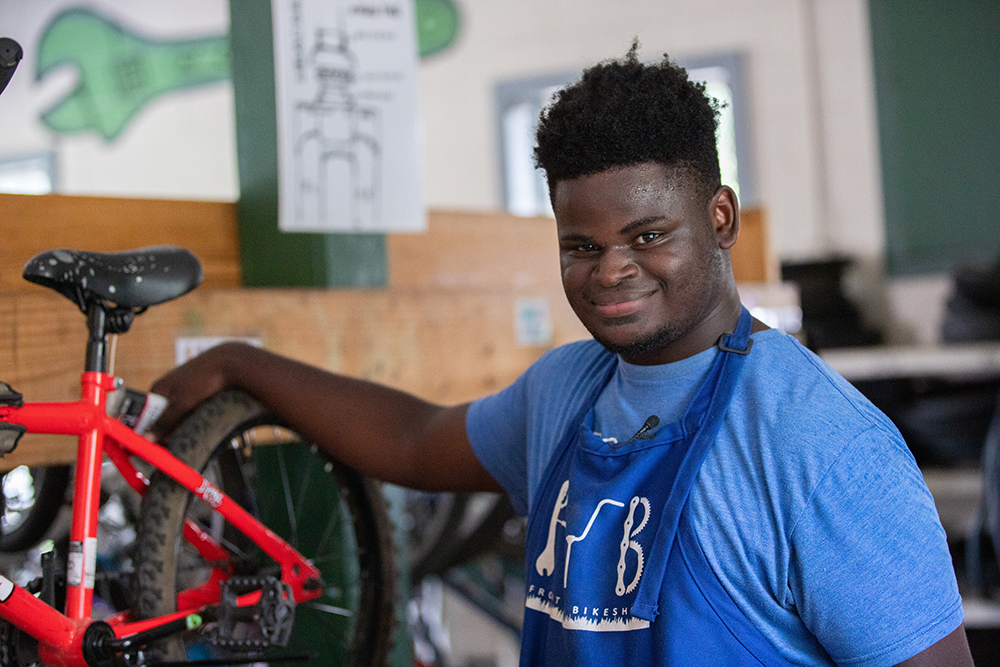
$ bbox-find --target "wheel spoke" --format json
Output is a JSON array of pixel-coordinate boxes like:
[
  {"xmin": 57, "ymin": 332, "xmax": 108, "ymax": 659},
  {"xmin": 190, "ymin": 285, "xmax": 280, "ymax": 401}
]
[
  {"xmin": 275, "ymin": 445, "xmax": 300, "ymax": 552},
  {"xmin": 312, "ymin": 497, "xmax": 344, "ymax": 560},
  {"xmin": 294, "ymin": 455, "xmax": 316, "ymax": 543},
  {"xmin": 304, "ymin": 601, "xmax": 354, "ymax": 617}
]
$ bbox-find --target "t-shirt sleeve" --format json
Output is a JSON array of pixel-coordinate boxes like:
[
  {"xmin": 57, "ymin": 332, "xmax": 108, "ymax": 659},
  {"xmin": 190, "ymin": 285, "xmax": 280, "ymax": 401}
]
[
  {"xmin": 466, "ymin": 340, "xmax": 616, "ymax": 517},
  {"xmin": 787, "ymin": 425, "xmax": 964, "ymax": 667},
  {"xmin": 466, "ymin": 374, "xmax": 532, "ymax": 515}
]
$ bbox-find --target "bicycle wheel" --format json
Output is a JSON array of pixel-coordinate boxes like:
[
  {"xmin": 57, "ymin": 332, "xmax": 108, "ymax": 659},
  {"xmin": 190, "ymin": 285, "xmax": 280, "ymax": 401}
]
[
  {"xmin": 134, "ymin": 390, "xmax": 397, "ymax": 665},
  {"xmin": 0, "ymin": 464, "xmax": 70, "ymax": 553}
]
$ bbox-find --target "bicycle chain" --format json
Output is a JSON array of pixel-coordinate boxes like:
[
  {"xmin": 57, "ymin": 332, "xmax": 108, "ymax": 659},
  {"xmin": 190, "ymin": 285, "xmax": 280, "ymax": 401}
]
[
  {"xmin": 0, "ymin": 619, "xmax": 13, "ymax": 666},
  {"xmin": 0, "ymin": 616, "xmax": 38, "ymax": 667}
]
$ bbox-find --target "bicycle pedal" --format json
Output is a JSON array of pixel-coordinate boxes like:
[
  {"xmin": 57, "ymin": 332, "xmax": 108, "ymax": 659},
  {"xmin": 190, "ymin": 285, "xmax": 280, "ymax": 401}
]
[
  {"xmin": 214, "ymin": 576, "xmax": 295, "ymax": 649},
  {"xmin": 0, "ymin": 381, "xmax": 26, "ymax": 454},
  {"xmin": 0, "ymin": 422, "xmax": 26, "ymax": 456},
  {"xmin": 0, "ymin": 382, "xmax": 23, "ymax": 407}
]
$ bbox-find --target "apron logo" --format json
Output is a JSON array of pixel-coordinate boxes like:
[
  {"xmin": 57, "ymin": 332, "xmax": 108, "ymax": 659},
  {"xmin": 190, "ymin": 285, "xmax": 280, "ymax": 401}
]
[
  {"xmin": 536, "ymin": 480, "xmax": 571, "ymax": 577},
  {"xmin": 616, "ymin": 496, "xmax": 650, "ymax": 595},
  {"xmin": 527, "ymin": 479, "xmax": 653, "ymax": 632}
]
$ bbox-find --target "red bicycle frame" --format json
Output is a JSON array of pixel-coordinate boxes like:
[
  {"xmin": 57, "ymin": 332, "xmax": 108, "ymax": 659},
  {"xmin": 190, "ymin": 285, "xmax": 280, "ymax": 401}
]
[{"xmin": 0, "ymin": 371, "xmax": 323, "ymax": 666}]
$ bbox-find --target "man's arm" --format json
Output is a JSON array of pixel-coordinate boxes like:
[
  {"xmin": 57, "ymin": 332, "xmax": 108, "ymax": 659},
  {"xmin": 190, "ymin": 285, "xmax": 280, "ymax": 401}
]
[
  {"xmin": 150, "ymin": 342, "xmax": 503, "ymax": 493},
  {"xmin": 895, "ymin": 624, "xmax": 974, "ymax": 667}
]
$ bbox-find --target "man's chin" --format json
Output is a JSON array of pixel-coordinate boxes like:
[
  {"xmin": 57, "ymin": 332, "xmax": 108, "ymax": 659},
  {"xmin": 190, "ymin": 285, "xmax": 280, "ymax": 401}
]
[{"xmin": 591, "ymin": 326, "xmax": 680, "ymax": 362}]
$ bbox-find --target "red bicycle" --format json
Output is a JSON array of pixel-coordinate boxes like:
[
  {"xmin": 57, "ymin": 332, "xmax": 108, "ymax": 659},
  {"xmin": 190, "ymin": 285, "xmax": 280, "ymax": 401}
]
[{"xmin": 0, "ymin": 246, "xmax": 397, "ymax": 666}]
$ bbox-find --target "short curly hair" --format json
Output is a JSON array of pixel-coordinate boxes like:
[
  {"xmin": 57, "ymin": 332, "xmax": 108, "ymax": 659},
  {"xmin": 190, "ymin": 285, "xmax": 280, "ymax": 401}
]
[{"xmin": 534, "ymin": 43, "xmax": 722, "ymax": 200}]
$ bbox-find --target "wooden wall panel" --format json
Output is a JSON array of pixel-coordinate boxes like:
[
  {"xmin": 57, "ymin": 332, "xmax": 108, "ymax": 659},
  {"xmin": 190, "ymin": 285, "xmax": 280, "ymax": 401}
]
[
  {"xmin": 0, "ymin": 195, "xmax": 772, "ymax": 293},
  {"xmin": 731, "ymin": 208, "xmax": 775, "ymax": 283},
  {"xmin": 388, "ymin": 210, "xmax": 561, "ymax": 290},
  {"xmin": 0, "ymin": 193, "xmax": 241, "ymax": 291}
]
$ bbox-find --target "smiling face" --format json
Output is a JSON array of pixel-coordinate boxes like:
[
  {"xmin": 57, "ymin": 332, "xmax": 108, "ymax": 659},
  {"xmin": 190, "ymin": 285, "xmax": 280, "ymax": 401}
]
[{"xmin": 554, "ymin": 162, "xmax": 742, "ymax": 365}]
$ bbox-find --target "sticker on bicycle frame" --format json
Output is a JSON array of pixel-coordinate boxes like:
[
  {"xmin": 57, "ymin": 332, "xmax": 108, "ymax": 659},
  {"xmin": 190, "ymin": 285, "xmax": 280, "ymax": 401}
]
[
  {"xmin": 67, "ymin": 541, "xmax": 84, "ymax": 587},
  {"xmin": 85, "ymin": 537, "xmax": 97, "ymax": 588},
  {"xmin": 196, "ymin": 479, "xmax": 224, "ymax": 508},
  {"xmin": 0, "ymin": 575, "xmax": 14, "ymax": 602},
  {"xmin": 66, "ymin": 539, "xmax": 98, "ymax": 588}
]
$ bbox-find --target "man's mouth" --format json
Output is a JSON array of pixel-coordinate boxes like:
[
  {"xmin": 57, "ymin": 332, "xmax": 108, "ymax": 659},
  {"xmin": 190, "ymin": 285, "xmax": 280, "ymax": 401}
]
[{"xmin": 591, "ymin": 291, "xmax": 653, "ymax": 319}]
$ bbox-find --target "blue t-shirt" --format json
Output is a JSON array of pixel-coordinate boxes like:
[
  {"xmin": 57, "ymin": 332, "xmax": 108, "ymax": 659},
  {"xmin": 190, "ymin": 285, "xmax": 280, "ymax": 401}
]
[{"xmin": 466, "ymin": 329, "xmax": 964, "ymax": 667}]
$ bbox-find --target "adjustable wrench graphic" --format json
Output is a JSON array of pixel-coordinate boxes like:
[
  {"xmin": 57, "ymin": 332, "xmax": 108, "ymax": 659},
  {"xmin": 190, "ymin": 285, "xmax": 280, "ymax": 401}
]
[{"xmin": 35, "ymin": 7, "xmax": 229, "ymax": 142}]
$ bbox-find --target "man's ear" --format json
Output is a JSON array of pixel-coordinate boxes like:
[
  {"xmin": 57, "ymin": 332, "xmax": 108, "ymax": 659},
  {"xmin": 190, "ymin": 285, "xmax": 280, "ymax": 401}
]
[{"xmin": 710, "ymin": 185, "xmax": 739, "ymax": 250}]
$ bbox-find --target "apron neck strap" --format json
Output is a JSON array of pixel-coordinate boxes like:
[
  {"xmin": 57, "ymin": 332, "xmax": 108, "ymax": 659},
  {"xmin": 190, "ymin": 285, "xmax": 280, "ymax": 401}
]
[{"xmin": 717, "ymin": 306, "xmax": 754, "ymax": 356}]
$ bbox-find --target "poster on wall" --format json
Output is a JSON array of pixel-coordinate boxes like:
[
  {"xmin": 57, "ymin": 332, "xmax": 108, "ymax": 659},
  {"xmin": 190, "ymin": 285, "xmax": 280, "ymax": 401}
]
[
  {"xmin": 0, "ymin": 0, "xmax": 237, "ymax": 200},
  {"xmin": 271, "ymin": 0, "xmax": 425, "ymax": 233}
]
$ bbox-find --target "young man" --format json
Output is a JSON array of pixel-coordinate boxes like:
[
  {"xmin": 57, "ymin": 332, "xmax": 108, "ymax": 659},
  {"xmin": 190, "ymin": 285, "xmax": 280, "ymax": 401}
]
[{"xmin": 152, "ymin": 48, "xmax": 973, "ymax": 666}]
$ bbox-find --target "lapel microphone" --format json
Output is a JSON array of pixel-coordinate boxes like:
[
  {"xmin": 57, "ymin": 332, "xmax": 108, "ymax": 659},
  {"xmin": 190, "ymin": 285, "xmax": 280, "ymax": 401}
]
[{"xmin": 612, "ymin": 415, "xmax": 660, "ymax": 448}]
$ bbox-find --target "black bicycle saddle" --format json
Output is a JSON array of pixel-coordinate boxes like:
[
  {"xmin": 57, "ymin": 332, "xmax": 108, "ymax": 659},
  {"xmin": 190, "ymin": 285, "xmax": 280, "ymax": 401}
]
[
  {"xmin": 0, "ymin": 37, "xmax": 22, "ymax": 98},
  {"xmin": 23, "ymin": 246, "xmax": 204, "ymax": 310}
]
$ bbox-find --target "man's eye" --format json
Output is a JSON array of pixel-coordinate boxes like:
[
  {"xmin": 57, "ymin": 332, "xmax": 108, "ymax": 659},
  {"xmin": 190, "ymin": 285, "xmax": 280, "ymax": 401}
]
[{"xmin": 635, "ymin": 232, "xmax": 661, "ymax": 245}]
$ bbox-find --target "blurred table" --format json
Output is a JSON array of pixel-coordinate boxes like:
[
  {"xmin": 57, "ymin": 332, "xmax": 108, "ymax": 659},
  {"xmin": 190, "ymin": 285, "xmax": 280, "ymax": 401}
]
[{"xmin": 821, "ymin": 342, "xmax": 1000, "ymax": 382}]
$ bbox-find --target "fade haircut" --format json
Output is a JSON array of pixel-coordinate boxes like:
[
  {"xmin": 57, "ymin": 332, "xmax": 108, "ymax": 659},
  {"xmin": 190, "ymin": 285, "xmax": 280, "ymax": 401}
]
[{"xmin": 534, "ymin": 42, "xmax": 723, "ymax": 202}]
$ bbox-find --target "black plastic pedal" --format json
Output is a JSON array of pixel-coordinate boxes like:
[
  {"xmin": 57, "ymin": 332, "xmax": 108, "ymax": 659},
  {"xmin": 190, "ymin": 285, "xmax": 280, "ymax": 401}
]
[
  {"xmin": 214, "ymin": 576, "xmax": 295, "ymax": 650},
  {"xmin": 0, "ymin": 382, "xmax": 23, "ymax": 407},
  {"xmin": 0, "ymin": 423, "xmax": 25, "ymax": 456}
]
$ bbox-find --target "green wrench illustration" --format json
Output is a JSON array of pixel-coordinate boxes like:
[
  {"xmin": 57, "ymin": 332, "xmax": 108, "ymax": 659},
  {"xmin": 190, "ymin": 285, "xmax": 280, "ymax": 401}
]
[{"xmin": 36, "ymin": 7, "xmax": 230, "ymax": 142}]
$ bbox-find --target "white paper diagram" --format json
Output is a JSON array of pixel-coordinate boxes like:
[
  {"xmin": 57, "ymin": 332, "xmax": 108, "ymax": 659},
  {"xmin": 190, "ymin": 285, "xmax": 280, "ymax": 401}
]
[{"xmin": 272, "ymin": 0, "xmax": 425, "ymax": 233}]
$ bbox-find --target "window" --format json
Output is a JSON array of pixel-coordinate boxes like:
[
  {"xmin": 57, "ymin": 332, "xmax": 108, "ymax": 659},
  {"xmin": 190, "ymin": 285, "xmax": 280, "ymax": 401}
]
[
  {"xmin": 0, "ymin": 152, "xmax": 56, "ymax": 195},
  {"xmin": 496, "ymin": 53, "xmax": 754, "ymax": 217}
]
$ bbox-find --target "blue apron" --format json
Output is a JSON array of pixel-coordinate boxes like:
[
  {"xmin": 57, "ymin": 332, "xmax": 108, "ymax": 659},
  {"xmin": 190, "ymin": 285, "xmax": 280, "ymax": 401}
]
[{"xmin": 520, "ymin": 308, "xmax": 795, "ymax": 666}]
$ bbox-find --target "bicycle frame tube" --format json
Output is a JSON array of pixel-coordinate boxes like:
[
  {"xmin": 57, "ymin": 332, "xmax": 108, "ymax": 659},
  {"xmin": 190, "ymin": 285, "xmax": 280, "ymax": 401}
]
[{"xmin": 0, "ymin": 371, "xmax": 323, "ymax": 666}]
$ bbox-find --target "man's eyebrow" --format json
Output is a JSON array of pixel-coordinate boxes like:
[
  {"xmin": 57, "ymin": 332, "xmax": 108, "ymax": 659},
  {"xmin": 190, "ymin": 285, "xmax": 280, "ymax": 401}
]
[
  {"xmin": 619, "ymin": 216, "xmax": 667, "ymax": 235},
  {"xmin": 558, "ymin": 232, "xmax": 594, "ymax": 244}
]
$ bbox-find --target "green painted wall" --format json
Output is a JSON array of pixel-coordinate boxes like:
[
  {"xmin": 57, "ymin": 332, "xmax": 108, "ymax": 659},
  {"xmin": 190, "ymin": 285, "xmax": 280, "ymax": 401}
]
[{"xmin": 869, "ymin": 0, "xmax": 1000, "ymax": 275}]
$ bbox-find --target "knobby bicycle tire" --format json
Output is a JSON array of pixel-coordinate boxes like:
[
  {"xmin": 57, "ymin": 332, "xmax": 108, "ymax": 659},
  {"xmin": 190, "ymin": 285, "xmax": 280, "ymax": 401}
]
[
  {"xmin": 133, "ymin": 390, "xmax": 397, "ymax": 665},
  {"xmin": 0, "ymin": 464, "xmax": 71, "ymax": 553}
]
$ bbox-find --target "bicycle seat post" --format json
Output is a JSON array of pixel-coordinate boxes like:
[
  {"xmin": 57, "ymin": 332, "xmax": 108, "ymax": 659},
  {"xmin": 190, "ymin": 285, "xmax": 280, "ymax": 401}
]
[{"xmin": 85, "ymin": 300, "xmax": 134, "ymax": 374}]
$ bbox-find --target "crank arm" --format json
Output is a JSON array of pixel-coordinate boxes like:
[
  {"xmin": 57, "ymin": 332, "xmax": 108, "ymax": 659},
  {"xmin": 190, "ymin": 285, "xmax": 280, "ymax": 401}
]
[
  {"xmin": 82, "ymin": 610, "xmax": 217, "ymax": 665},
  {"xmin": 147, "ymin": 654, "xmax": 314, "ymax": 666}
]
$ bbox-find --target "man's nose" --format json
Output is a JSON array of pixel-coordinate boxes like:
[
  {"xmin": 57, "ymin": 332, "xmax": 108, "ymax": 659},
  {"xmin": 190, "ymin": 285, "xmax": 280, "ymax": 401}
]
[{"xmin": 594, "ymin": 245, "xmax": 637, "ymax": 286}]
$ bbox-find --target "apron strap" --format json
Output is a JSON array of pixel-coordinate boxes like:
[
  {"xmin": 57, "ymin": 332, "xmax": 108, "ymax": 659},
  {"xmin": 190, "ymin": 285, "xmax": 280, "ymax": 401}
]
[
  {"xmin": 631, "ymin": 306, "xmax": 754, "ymax": 621},
  {"xmin": 528, "ymin": 351, "xmax": 619, "ymax": 521}
]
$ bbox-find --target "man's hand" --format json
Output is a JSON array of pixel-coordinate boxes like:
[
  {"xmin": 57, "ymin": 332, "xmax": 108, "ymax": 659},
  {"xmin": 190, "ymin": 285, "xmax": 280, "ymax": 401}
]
[{"xmin": 150, "ymin": 341, "xmax": 245, "ymax": 438}]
